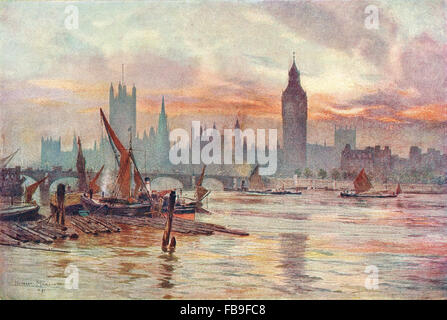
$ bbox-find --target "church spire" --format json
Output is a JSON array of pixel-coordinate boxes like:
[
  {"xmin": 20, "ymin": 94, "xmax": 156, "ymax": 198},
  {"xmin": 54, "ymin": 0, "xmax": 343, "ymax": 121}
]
[{"xmin": 161, "ymin": 96, "xmax": 166, "ymax": 116}]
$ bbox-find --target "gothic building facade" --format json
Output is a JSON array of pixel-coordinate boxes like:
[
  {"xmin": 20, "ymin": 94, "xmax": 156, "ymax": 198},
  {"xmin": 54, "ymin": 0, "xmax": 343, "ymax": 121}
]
[
  {"xmin": 109, "ymin": 82, "xmax": 136, "ymax": 148},
  {"xmin": 281, "ymin": 54, "xmax": 307, "ymax": 173},
  {"xmin": 41, "ymin": 96, "xmax": 170, "ymax": 173}
]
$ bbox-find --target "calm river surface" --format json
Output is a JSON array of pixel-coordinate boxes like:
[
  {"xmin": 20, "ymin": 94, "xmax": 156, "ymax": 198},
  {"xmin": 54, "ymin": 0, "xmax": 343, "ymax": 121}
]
[{"xmin": 1, "ymin": 191, "xmax": 446, "ymax": 299}]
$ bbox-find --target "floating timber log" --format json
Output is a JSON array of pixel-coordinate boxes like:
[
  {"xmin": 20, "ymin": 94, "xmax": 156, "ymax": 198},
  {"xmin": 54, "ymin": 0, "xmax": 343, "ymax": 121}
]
[
  {"xmin": 69, "ymin": 216, "xmax": 120, "ymax": 235},
  {"xmin": 100, "ymin": 214, "xmax": 249, "ymax": 236},
  {"xmin": 0, "ymin": 220, "xmax": 79, "ymax": 247},
  {"xmin": 0, "ymin": 223, "xmax": 32, "ymax": 242},
  {"xmin": 0, "ymin": 231, "xmax": 21, "ymax": 246},
  {"xmin": 13, "ymin": 224, "xmax": 53, "ymax": 244}
]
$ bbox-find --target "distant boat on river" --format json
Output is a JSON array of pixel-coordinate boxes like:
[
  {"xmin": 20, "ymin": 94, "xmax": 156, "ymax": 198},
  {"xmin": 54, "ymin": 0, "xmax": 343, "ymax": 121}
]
[{"xmin": 340, "ymin": 168, "xmax": 401, "ymax": 198}]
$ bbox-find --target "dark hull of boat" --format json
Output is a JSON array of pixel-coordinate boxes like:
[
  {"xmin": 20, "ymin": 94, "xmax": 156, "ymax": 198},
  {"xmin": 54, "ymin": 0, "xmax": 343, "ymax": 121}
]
[
  {"xmin": 81, "ymin": 196, "xmax": 151, "ymax": 216},
  {"xmin": 340, "ymin": 192, "xmax": 398, "ymax": 198},
  {"xmin": 0, "ymin": 204, "xmax": 40, "ymax": 221},
  {"xmin": 162, "ymin": 204, "xmax": 196, "ymax": 220}
]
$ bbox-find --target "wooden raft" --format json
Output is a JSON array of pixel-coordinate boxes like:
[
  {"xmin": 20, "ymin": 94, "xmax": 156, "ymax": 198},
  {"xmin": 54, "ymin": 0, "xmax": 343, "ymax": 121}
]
[
  {"xmin": 68, "ymin": 216, "xmax": 121, "ymax": 235},
  {"xmin": 100, "ymin": 214, "xmax": 249, "ymax": 236},
  {"xmin": 0, "ymin": 220, "xmax": 78, "ymax": 245}
]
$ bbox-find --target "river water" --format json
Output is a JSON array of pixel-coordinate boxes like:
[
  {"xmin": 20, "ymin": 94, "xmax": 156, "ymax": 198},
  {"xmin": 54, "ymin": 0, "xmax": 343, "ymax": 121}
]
[{"xmin": 0, "ymin": 190, "xmax": 446, "ymax": 299}]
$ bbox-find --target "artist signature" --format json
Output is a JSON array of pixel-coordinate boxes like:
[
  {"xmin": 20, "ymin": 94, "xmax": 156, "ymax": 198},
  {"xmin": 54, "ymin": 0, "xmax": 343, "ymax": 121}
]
[{"xmin": 12, "ymin": 279, "xmax": 62, "ymax": 293}]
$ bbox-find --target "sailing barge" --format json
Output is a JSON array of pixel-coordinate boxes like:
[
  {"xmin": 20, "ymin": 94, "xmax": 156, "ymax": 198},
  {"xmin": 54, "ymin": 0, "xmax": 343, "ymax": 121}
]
[
  {"xmin": 80, "ymin": 108, "xmax": 202, "ymax": 219},
  {"xmin": 340, "ymin": 168, "xmax": 401, "ymax": 198},
  {"xmin": 243, "ymin": 165, "xmax": 302, "ymax": 195}
]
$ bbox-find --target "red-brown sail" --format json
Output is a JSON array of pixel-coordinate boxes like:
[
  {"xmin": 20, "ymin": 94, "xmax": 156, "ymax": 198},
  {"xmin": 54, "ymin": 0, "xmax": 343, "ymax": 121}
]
[
  {"xmin": 196, "ymin": 165, "xmax": 206, "ymax": 187},
  {"xmin": 396, "ymin": 183, "xmax": 402, "ymax": 195},
  {"xmin": 195, "ymin": 165, "xmax": 209, "ymax": 201},
  {"xmin": 100, "ymin": 108, "xmax": 126, "ymax": 155},
  {"xmin": 89, "ymin": 165, "xmax": 104, "ymax": 194},
  {"xmin": 25, "ymin": 176, "xmax": 47, "ymax": 203},
  {"xmin": 100, "ymin": 108, "xmax": 132, "ymax": 199},
  {"xmin": 196, "ymin": 185, "xmax": 209, "ymax": 202},
  {"xmin": 133, "ymin": 166, "xmax": 143, "ymax": 196},
  {"xmin": 249, "ymin": 165, "xmax": 265, "ymax": 191},
  {"xmin": 115, "ymin": 150, "xmax": 132, "ymax": 199},
  {"xmin": 353, "ymin": 169, "xmax": 372, "ymax": 194}
]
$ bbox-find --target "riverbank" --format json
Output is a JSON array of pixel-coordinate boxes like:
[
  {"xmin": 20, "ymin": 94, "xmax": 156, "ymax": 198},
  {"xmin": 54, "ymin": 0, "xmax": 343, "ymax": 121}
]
[{"xmin": 267, "ymin": 178, "xmax": 447, "ymax": 193}]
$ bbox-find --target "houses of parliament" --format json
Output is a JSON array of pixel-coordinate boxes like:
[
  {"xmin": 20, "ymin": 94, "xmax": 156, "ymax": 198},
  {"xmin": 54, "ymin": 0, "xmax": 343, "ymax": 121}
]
[{"xmin": 40, "ymin": 56, "xmax": 357, "ymax": 176}]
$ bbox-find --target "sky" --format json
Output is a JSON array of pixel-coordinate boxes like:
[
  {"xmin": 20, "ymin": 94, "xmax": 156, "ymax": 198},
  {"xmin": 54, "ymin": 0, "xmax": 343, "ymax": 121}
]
[{"xmin": 0, "ymin": 0, "xmax": 445, "ymax": 166}]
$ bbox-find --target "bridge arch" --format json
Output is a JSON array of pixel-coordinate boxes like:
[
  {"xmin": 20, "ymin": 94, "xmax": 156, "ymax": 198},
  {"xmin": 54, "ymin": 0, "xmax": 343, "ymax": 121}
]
[
  {"xmin": 151, "ymin": 177, "xmax": 183, "ymax": 191},
  {"xmin": 202, "ymin": 178, "xmax": 224, "ymax": 191},
  {"xmin": 49, "ymin": 177, "xmax": 79, "ymax": 192}
]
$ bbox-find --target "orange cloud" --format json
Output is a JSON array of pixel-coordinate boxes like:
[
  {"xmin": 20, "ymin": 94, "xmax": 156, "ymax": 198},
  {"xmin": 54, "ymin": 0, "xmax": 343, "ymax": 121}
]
[{"xmin": 398, "ymin": 104, "xmax": 447, "ymax": 122}]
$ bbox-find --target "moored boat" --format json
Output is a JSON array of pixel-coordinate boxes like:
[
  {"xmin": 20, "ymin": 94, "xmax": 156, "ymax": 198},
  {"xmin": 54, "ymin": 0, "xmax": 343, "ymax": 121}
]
[
  {"xmin": 80, "ymin": 108, "xmax": 153, "ymax": 217},
  {"xmin": 0, "ymin": 174, "xmax": 47, "ymax": 222},
  {"xmin": 0, "ymin": 204, "xmax": 40, "ymax": 221},
  {"xmin": 81, "ymin": 194, "xmax": 151, "ymax": 216}
]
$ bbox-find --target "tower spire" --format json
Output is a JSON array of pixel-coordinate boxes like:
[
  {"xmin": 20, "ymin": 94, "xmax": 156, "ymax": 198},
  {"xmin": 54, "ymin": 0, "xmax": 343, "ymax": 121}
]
[{"xmin": 122, "ymin": 64, "xmax": 124, "ymax": 84}]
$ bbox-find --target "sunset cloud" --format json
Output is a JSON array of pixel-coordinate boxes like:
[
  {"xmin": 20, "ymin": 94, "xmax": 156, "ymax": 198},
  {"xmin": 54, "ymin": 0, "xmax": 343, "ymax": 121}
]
[
  {"xmin": 398, "ymin": 104, "xmax": 447, "ymax": 122},
  {"xmin": 0, "ymin": 0, "xmax": 445, "ymax": 165}
]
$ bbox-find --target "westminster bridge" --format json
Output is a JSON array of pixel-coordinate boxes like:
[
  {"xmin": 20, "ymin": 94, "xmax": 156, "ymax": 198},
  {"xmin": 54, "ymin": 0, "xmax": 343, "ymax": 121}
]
[{"xmin": 21, "ymin": 167, "xmax": 241, "ymax": 191}]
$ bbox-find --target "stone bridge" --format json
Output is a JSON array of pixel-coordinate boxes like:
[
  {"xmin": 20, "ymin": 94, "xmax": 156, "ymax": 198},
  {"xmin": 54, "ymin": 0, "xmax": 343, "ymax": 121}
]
[
  {"xmin": 21, "ymin": 168, "xmax": 240, "ymax": 191},
  {"xmin": 22, "ymin": 168, "xmax": 80, "ymax": 191}
]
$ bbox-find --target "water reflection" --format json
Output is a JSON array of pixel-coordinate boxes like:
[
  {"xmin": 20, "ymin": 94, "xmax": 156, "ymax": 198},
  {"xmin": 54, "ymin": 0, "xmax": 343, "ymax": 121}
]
[
  {"xmin": 157, "ymin": 254, "xmax": 178, "ymax": 290},
  {"xmin": 1, "ymin": 191, "xmax": 446, "ymax": 299},
  {"xmin": 278, "ymin": 233, "xmax": 310, "ymax": 294}
]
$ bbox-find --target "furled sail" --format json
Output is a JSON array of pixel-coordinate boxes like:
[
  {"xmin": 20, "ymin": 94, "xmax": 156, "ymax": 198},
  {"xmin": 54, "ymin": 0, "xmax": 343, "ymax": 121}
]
[
  {"xmin": 196, "ymin": 165, "xmax": 206, "ymax": 187},
  {"xmin": 249, "ymin": 165, "xmax": 265, "ymax": 191},
  {"xmin": 196, "ymin": 185, "xmax": 209, "ymax": 202},
  {"xmin": 0, "ymin": 149, "xmax": 19, "ymax": 168},
  {"xmin": 89, "ymin": 165, "xmax": 104, "ymax": 194},
  {"xmin": 353, "ymin": 168, "xmax": 372, "ymax": 194},
  {"xmin": 76, "ymin": 137, "xmax": 88, "ymax": 192},
  {"xmin": 25, "ymin": 176, "xmax": 47, "ymax": 203},
  {"xmin": 133, "ymin": 166, "xmax": 143, "ymax": 196},
  {"xmin": 195, "ymin": 165, "xmax": 209, "ymax": 201}
]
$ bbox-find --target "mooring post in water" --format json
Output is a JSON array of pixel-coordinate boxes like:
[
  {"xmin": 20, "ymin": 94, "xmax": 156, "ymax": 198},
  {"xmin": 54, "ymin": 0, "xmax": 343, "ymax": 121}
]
[
  {"xmin": 162, "ymin": 190, "xmax": 176, "ymax": 253},
  {"xmin": 56, "ymin": 184, "xmax": 66, "ymax": 225}
]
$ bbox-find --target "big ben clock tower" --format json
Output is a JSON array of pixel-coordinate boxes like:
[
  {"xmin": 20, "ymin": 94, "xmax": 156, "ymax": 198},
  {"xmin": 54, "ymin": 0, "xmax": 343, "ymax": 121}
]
[{"xmin": 281, "ymin": 52, "xmax": 308, "ymax": 172}]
